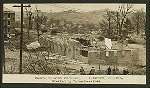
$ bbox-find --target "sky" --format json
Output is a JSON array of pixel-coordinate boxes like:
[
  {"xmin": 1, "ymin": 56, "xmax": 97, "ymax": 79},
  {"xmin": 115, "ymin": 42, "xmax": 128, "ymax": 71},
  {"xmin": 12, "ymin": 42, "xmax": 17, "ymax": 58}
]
[{"xmin": 4, "ymin": 3, "xmax": 146, "ymax": 13}]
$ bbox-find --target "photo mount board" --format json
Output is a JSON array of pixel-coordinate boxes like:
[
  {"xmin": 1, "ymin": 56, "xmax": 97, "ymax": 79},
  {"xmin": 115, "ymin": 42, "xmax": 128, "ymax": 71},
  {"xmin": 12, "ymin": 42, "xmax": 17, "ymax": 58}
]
[{"xmin": 0, "ymin": 0, "xmax": 149, "ymax": 88}]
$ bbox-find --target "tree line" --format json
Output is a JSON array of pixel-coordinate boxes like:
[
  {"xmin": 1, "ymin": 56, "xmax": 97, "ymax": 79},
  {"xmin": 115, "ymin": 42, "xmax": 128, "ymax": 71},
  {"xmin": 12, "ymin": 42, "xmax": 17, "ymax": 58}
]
[{"xmin": 99, "ymin": 4, "xmax": 146, "ymax": 37}]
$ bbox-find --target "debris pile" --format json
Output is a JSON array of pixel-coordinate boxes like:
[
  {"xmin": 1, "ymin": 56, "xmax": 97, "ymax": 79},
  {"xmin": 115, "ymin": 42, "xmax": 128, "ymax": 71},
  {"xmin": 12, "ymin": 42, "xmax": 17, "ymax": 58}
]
[{"xmin": 26, "ymin": 41, "xmax": 41, "ymax": 50}]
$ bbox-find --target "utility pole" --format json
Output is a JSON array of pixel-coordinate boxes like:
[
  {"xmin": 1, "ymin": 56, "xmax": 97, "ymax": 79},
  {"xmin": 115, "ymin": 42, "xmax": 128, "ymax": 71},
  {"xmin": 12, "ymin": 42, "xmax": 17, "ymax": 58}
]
[{"xmin": 13, "ymin": 4, "xmax": 31, "ymax": 74}]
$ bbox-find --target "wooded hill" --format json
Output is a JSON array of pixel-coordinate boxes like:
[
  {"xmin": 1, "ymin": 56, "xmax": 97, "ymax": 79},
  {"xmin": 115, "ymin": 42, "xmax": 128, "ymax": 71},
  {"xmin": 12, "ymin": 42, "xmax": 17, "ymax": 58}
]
[{"xmin": 15, "ymin": 10, "xmax": 105, "ymax": 24}]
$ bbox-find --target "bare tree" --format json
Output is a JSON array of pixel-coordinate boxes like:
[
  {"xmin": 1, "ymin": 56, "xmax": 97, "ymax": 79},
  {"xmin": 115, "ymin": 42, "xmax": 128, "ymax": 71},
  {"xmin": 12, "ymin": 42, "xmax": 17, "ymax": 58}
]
[
  {"xmin": 99, "ymin": 9, "xmax": 116, "ymax": 37},
  {"xmin": 131, "ymin": 9, "xmax": 146, "ymax": 35},
  {"xmin": 123, "ymin": 18, "xmax": 133, "ymax": 37},
  {"xmin": 34, "ymin": 5, "xmax": 46, "ymax": 41},
  {"xmin": 116, "ymin": 4, "xmax": 133, "ymax": 35},
  {"xmin": 112, "ymin": 4, "xmax": 133, "ymax": 36},
  {"xmin": 25, "ymin": 7, "xmax": 33, "ymax": 38}
]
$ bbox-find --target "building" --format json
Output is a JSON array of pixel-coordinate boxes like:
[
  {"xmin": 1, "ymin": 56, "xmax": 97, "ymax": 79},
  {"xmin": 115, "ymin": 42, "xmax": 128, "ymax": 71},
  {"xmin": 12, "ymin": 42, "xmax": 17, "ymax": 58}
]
[
  {"xmin": 3, "ymin": 7, "xmax": 15, "ymax": 34},
  {"xmin": 39, "ymin": 34, "xmax": 140, "ymax": 66},
  {"xmin": 87, "ymin": 49, "xmax": 139, "ymax": 66}
]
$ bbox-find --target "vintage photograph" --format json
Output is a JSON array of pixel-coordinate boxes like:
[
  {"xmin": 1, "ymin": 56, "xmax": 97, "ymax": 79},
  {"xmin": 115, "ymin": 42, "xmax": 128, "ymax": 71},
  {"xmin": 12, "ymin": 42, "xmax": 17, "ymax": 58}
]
[{"xmin": 3, "ymin": 3, "xmax": 146, "ymax": 76}]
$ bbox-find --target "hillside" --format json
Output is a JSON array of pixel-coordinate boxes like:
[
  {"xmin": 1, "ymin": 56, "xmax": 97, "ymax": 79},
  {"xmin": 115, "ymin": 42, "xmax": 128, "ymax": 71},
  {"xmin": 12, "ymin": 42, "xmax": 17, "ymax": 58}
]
[{"xmin": 15, "ymin": 10, "xmax": 105, "ymax": 25}]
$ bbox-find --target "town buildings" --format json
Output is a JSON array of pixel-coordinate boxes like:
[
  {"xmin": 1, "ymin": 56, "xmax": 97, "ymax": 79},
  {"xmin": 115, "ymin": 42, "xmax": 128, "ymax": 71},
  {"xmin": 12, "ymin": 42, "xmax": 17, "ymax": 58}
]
[{"xmin": 3, "ymin": 7, "xmax": 15, "ymax": 34}]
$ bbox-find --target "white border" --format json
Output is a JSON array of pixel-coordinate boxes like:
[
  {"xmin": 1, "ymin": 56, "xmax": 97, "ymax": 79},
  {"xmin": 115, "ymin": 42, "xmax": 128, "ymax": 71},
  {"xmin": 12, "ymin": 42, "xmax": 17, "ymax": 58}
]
[{"xmin": 3, "ymin": 74, "xmax": 146, "ymax": 84}]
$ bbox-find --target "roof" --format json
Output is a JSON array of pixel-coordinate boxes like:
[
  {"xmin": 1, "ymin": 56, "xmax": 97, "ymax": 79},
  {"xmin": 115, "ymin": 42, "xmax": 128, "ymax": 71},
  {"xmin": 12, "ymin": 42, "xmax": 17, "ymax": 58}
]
[{"xmin": 3, "ymin": 7, "xmax": 15, "ymax": 13}]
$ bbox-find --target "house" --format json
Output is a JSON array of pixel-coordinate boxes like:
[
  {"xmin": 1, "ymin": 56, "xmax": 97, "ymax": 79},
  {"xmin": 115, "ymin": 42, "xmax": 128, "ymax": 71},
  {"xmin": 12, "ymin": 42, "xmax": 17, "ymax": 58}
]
[{"xmin": 3, "ymin": 7, "xmax": 15, "ymax": 34}]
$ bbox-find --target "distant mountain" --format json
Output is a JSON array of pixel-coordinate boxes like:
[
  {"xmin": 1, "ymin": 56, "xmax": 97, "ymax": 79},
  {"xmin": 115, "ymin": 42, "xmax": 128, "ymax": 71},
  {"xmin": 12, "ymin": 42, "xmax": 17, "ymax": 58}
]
[{"xmin": 15, "ymin": 10, "xmax": 106, "ymax": 24}]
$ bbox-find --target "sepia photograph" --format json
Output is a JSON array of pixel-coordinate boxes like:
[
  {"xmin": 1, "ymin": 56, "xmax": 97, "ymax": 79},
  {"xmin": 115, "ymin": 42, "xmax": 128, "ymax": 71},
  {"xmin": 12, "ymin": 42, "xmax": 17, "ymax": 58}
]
[{"xmin": 2, "ymin": 3, "xmax": 146, "ymax": 84}]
